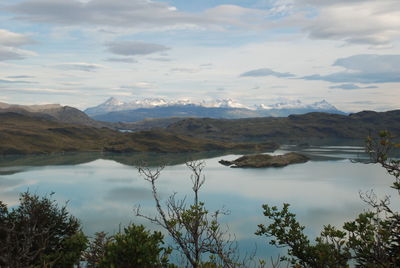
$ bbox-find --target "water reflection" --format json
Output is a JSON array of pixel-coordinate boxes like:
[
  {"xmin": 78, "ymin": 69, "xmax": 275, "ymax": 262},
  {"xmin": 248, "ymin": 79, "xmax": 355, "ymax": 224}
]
[
  {"xmin": 0, "ymin": 151, "xmax": 234, "ymax": 175},
  {"xmin": 0, "ymin": 146, "xmax": 399, "ymax": 259}
]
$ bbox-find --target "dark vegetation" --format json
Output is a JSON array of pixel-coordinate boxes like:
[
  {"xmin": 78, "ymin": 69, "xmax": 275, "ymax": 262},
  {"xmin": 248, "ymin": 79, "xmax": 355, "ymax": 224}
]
[
  {"xmin": 0, "ymin": 192, "xmax": 86, "ymax": 267},
  {"xmin": 0, "ymin": 132, "xmax": 399, "ymax": 267}
]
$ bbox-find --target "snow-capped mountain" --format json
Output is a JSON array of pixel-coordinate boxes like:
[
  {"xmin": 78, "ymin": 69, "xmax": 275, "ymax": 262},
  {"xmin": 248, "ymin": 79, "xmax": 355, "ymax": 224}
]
[
  {"xmin": 266, "ymin": 99, "xmax": 305, "ymax": 109},
  {"xmin": 256, "ymin": 99, "xmax": 337, "ymax": 111},
  {"xmin": 85, "ymin": 97, "xmax": 168, "ymax": 116},
  {"xmin": 201, "ymin": 99, "xmax": 249, "ymax": 109},
  {"xmin": 85, "ymin": 97, "xmax": 345, "ymax": 122},
  {"xmin": 308, "ymin": 100, "xmax": 337, "ymax": 110},
  {"xmin": 85, "ymin": 97, "xmax": 251, "ymax": 116}
]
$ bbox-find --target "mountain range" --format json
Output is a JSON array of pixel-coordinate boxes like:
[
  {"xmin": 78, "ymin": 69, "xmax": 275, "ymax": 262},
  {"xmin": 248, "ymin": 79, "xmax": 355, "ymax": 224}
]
[
  {"xmin": 85, "ymin": 97, "xmax": 345, "ymax": 122},
  {"xmin": 1, "ymin": 100, "xmax": 400, "ymax": 155}
]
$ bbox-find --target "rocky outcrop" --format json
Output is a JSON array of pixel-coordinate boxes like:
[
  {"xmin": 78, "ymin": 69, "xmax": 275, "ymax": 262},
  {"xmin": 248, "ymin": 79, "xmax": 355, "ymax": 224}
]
[{"xmin": 219, "ymin": 152, "xmax": 309, "ymax": 168}]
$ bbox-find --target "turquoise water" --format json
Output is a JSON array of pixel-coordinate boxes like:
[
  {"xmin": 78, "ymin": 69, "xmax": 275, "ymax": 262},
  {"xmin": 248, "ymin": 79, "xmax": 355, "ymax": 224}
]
[{"xmin": 0, "ymin": 146, "xmax": 398, "ymax": 259}]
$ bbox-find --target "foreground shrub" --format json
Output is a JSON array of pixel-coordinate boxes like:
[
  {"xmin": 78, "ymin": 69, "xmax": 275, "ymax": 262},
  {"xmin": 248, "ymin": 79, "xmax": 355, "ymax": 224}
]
[
  {"xmin": 256, "ymin": 131, "xmax": 400, "ymax": 267},
  {"xmin": 0, "ymin": 192, "xmax": 87, "ymax": 267},
  {"xmin": 99, "ymin": 224, "xmax": 174, "ymax": 268}
]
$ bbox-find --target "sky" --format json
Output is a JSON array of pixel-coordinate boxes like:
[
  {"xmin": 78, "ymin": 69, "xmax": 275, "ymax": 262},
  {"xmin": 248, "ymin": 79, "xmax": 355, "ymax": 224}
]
[{"xmin": 0, "ymin": 0, "xmax": 400, "ymax": 112}]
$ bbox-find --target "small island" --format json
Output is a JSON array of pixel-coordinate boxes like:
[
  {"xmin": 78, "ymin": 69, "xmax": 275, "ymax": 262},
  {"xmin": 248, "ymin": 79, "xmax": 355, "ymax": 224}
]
[{"xmin": 219, "ymin": 152, "xmax": 309, "ymax": 168}]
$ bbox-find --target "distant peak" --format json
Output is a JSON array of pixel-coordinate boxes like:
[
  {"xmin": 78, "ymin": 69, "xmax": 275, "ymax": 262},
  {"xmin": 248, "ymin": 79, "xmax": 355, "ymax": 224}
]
[
  {"xmin": 84, "ymin": 97, "xmax": 343, "ymax": 117},
  {"xmin": 104, "ymin": 97, "xmax": 123, "ymax": 106},
  {"xmin": 203, "ymin": 98, "xmax": 249, "ymax": 109},
  {"xmin": 309, "ymin": 100, "xmax": 337, "ymax": 110}
]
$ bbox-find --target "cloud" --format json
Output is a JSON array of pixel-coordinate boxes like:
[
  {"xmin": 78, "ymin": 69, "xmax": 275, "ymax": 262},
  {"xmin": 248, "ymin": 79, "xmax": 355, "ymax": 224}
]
[
  {"xmin": 303, "ymin": 54, "xmax": 400, "ymax": 84},
  {"xmin": 55, "ymin": 62, "xmax": 105, "ymax": 72},
  {"xmin": 7, "ymin": 75, "xmax": 35, "ymax": 79},
  {"xmin": 61, "ymin": 82, "xmax": 82, "ymax": 86},
  {"xmin": 0, "ymin": 29, "xmax": 35, "ymax": 61},
  {"xmin": 240, "ymin": 68, "xmax": 295, "ymax": 78},
  {"xmin": 0, "ymin": 87, "xmax": 78, "ymax": 95},
  {"xmin": 298, "ymin": 0, "xmax": 400, "ymax": 45},
  {"xmin": 0, "ymin": 79, "xmax": 35, "ymax": 84},
  {"xmin": 120, "ymin": 82, "xmax": 154, "ymax": 89},
  {"xmin": 0, "ymin": 47, "xmax": 35, "ymax": 61},
  {"xmin": 106, "ymin": 41, "xmax": 170, "ymax": 56},
  {"xmin": 329, "ymin": 84, "xmax": 378, "ymax": 90},
  {"xmin": 147, "ymin": 57, "xmax": 172, "ymax": 62},
  {"xmin": 5, "ymin": 0, "xmax": 400, "ymax": 46},
  {"xmin": 333, "ymin": 54, "xmax": 400, "ymax": 73},
  {"xmin": 5, "ymin": 0, "xmax": 203, "ymax": 28},
  {"xmin": 105, "ymin": 57, "xmax": 137, "ymax": 63},
  {"xmin": 5, "ymin": 0, "xmax": 270, "ymax": 31},
  {"xmin": 200, "ymin": 63, "xmax": 213, "ymax": 69},
  {"xmin": 0, "ymin": 29, "xmax": 32, "ymax": 47},
  {"xmin": 170, "ymin": 67, "xmax": 200, "ymax": 74},
  {"xmin": 202, "ymin": 4, "xmax": 270, "ymax": 29}
]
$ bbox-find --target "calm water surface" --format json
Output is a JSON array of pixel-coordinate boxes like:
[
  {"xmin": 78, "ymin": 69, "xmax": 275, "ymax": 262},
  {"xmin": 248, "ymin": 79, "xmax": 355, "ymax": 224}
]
[{"xmin": 0, "ymin": 146, "xmax": 399, "ymax": 258}]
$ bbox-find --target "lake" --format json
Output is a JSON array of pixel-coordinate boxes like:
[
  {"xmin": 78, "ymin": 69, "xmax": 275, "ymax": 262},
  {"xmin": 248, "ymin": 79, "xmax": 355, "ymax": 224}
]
[{"xmin": 1, "ymin": 145, "xmax": 399, "ymax": 260}]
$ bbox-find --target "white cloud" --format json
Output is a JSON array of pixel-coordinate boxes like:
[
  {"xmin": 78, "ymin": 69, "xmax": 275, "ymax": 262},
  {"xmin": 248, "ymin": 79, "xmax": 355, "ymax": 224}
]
[
  {"xmin": 54, "ymin": 62, "xmax": 105, "ymax": 72},
  {"xmin": 106, "ymin": 41, "xmax": 170, "ymax": 56},
  {"xmin": 1, "ymin": 87, "xmax": 78, "ymax": 94},
  {"xmin": 304, "ymin": 54, "xmax": 400, "ymax": 83},
  {"xmin": 170, "ymin": 67, "xmax": 200, "ymax": 74},
  {"xmin": 0, "ymin": 29, "xmax": 32, "ymax": 47},
  {"xmin": 120, "ymin": 82, "xmax": 155, "ymax": 89},
  {"xmin": 240, "ymin": 68, "xmax": 295, "ymax": 78},
  {"xmin": 0, "ymin": 29, "xmax": 36, "ymax": 61},
  {"xmin": 0, "ymin": 78, "xmax": 35, "ymax": 84},
  {"xmin": 105, "ymin": 57, "xmax": 137, "ymax": 63},
  {"xmin": 5, "ymin": 0, "xmax": 270, "ymax": 32},
  {"xmin": 4, "ymin": 0, "xmax": 400, "ymax": 46},
  {"xmin": 6, "ymin": 0, "xmax": 205, "ymax": 29},
  {"xmin": 329, "ymin": 84, "xmax": 378, "ymax": 90},
  {"xmin": 297, "ymin": 0, "xmax": 400, "ymax": 45}
]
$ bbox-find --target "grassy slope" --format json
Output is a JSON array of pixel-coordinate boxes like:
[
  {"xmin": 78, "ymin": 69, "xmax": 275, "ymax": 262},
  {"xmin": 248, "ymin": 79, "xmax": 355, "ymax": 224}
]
[
  {"xmin": 166, "ymin": 110, "xmax": 400, "ymax": 143},
  {"xmin": 0, "ymin": 113, "xmax": 277, "ymax": 155}
]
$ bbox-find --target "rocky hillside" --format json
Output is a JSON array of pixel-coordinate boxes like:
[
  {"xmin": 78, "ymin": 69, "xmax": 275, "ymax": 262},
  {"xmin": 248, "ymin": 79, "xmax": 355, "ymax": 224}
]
[{"xmin": 0, "ymin": 102, "xmax": 104, "ymax": 127}]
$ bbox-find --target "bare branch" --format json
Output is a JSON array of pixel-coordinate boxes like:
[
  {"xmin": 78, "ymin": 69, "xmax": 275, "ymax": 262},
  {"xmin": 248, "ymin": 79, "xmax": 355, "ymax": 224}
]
[{"xmin": 136, "ymin": 161, "xmax": 246, "ymax": 268}]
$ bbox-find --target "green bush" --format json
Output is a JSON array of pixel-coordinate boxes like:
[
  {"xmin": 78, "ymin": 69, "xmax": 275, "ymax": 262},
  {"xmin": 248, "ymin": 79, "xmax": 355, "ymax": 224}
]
[
  {"xmin": 100, "ymin": 224, "xmax": 174, "ymax": 268},
  {"xmin": 256, "ymin": 132, "xmax": 400, "ymax": 267},
  {"xmin": 0, "ymin": 192, "xmax": 87, "ymax": 267}
]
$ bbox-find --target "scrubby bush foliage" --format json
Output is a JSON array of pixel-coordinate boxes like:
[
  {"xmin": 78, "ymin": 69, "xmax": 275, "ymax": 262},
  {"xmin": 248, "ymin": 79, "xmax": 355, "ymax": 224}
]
[
  {"xmin": 98, "ymin": 224, "xmax": 174, "ymax": 268},
  {"xmin": 256, "ymin": 131, "xmax": 400, "ymax": 267},
  {"xmin": 0, "ymin": 192, "xmax": 87, "ymax": 267}
]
